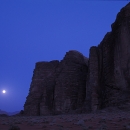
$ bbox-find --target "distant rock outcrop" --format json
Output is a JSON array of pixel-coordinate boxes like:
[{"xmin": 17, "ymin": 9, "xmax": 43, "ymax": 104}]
[
  {"xmin": 0, "ymin": 114, "xmax": 8, "ymax": 117},
  {"xmin": 0, "ymin": 109, "xmax": 8, "ymax": 115},
  {"xmin": 24, "ymin": 2, "xmax": 130, "ymax": 116},
  {"xmin": 0, "ymin": 109, "xmax": 20, "ymax": 116},
  {"xmin": 10, "ymin": 110, "xmax": 24, "ymax": 117}
]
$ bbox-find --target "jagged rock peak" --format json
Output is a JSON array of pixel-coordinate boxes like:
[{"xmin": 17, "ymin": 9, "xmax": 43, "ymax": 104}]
[
  {"xmin": 121, "ymin": 2, "xmax": 130, "ymax": 15},
  {"xmin": 63, "ymin": 50, "xmax": 89, "ymax": 65},
  {"xmin": 24, "ymin": 50, "xmax": 88, "ymax": 116},
  {"xmin": 111, "ymin": 2, "xmax": 130, "ymax": 31}
]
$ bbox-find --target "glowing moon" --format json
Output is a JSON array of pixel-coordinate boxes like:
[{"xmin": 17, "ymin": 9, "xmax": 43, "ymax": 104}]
[{"xmin": 2, "ymin": 90, "xmax": 6, "ymax": 94}]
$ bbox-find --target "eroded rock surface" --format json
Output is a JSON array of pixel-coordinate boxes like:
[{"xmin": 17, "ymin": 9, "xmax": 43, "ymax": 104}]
[
  {"xmin": 24, "ymin": 50, "xmax": 88, "ymax": 116},
  {"xmin": 84, "ymin": 2, "xmax": 130, "ymax": 112},
  {"xmin": 24, "ymin": 2, "xmax": 130, "ymax": 116}
]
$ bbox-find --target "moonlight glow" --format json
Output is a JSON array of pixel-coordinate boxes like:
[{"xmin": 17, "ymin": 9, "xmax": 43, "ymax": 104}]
[{"xmin": 2, "ymin": 90, "xmax": 6, "ymax": 94}]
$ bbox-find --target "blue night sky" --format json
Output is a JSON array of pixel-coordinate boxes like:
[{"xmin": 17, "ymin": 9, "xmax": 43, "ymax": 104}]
[{"xmin": 0, "ymin": 1, "xmax": 129, "ymax": 113}]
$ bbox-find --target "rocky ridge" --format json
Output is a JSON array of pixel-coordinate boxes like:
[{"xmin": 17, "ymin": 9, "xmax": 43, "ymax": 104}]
[{"xmin": 24, "ymin": 2, "xmax": 130, "ymax": 116}]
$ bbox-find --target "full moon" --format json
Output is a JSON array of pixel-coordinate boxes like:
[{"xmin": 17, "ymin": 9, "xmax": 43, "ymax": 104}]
[{"xmin": 2, "ymin": 90, "xmax": 6, "ymax": 94}]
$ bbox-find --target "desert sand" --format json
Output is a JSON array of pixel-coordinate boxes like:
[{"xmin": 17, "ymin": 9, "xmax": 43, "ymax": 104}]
[{"xmin": 0, "ymin": 109, "xmax": 130, "ymax": 130}]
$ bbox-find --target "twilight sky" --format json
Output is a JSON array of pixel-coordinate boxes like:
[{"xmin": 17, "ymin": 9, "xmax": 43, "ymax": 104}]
[{"xmin": 0, "ymin": 1, "xmax": 129, "ymax": 113}]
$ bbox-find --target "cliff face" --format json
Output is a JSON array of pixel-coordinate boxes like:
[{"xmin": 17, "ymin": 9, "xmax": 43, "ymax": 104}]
[
  {"xmin": 24, "ymin": 50, "xmax": 88, "ymax": 116},
  {"xmin": 24, "ymin": 60, "xmax": 60, "ymax": 115},
  {"xmin": 24, "ymin": 2, "xmax": 130, "ymax": 116},
  {"xmin": 54, "ymin": 51, "xmax": 88, "ymax": 115},
  {"xmin": 86, "ymin": 2, "xmax": 130, "ymax": 112}
]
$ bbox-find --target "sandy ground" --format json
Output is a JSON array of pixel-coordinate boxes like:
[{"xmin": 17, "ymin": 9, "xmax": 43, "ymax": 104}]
[{"xmin": 0, "ymin": 109, "xmax": 130, "ymax": 130}]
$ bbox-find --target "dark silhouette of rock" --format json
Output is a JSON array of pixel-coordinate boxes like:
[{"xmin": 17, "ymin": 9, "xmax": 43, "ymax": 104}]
[
  {"xmin": 24, "ymin": 60, "xmax": 60, "ymax": 116},
  {"xmin": 54, "ymin": 50, "xmax": 88, "ymax": 115},
  {"xmin": 24, "ymin": 50, "xmax": 88, "ymax": 116},
  {"xmin": 83, "ymin": 2, "xmax": 130, "ymax": 113},
  {"xmin": 0, "ymin": 109, "xmax": 19, "ymax": 116},
  {"xmin": 0, "ymin": 109, "xmax": 8, "ymax": 115},
  {"xmin": 0, "ymin": 114, "xmax": 8, "ymax": 117},
  {"xmin": 11, "ymin": 110, "xmax": 24, "ymax": 117},
  {"xmin": 19, "ymin": 110, "xmax": 24, "ymax": 115},
  {"xmin": 8, "ymin": 111, "xmax": 20, "ymax": 116},
  {"xmin": 24, "ymin": 2, "xmax": 130, "ymax": 116}
]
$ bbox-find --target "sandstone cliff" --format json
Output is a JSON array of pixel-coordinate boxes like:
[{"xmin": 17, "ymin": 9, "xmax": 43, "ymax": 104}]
[
  {"xmin": 84, "ymin": 2, "xmax": 130, "ymax": 112},
  {"xmin": 24, "ymin": 2, "xmax": 130, "ymax": 116},
  {"xmin": 24, "ymin": 50, "xmax": 88, "ymax": 116}
]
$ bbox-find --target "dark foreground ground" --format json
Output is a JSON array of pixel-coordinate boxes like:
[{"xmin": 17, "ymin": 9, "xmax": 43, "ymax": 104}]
[{"xmin": 0, "ymin": 107, "xmax": 130, "ymax": 130}]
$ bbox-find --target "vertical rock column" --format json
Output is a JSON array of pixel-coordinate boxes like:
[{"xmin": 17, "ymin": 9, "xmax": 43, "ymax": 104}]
[
  {"xmin": 24, "ymin": 62, "xmax": 48, "ymax": 116},
  {"xmin": 86, "ymin": 46, "xmax": 100, "ymax": 112},
  {"xmin": 24, "ymin": 60, "xmax": 59, "ymax": 116},
  {"xmin": 54, "ymin": 50, "xmax": 88, "ymax": 114}
]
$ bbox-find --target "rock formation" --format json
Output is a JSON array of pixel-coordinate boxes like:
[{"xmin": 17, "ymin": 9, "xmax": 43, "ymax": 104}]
[
  {"xmin": 24, "ymin": 2, "xmax": 130, "ymax": 116},
  {"xmin": 24, "ymin": 50, "xmax": 88, "ymax": 116},
  {"xmin": 84, "ymin": 2, "xmax": 130, "ymax": 112}
]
